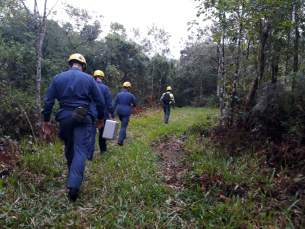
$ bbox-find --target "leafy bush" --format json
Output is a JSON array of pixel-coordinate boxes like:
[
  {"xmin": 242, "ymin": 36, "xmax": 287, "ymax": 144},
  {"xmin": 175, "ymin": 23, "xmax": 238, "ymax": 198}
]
[
  {"xmin": 250, "ymin": 82, "xmax": 302, "ymax": 143},
  {"xmin": 191, "ymin": 94, "xmax": 219, "ymax": 108},
  {"xmin": 191, "ymin": 95, "xmax": 206, "ymax": 107},
  {"xmin": 0, "ymin": 88, "xmax": 58, "ymax": 140},
  {"xmin": 0, "ymin": 88, "xmax": 37, "ymax": 139},
  {"xmin": 205, "ymin": 94, "xmax": 219, "ymax": 107}
]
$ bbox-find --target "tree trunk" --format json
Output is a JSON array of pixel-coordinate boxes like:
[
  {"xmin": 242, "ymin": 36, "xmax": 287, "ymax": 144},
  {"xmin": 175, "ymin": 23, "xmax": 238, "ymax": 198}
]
[
  {"xmin": 158, "ymin": 73, "xmax": 162, "ymax": 99},
  {"xmin": 271, "ymin": 42, "xmax": 281, "ymax": 85},
  {"xmin": 292, "ymin": 5, "xmax": 299, "ymax": 92},
  {"xmin": 151, "ymin": 59, "xmax": 155, "ymax": 100},
  {"xmin": 200, "ymin": 77, "xmax": 203, "ymax": 97},
  {"xmin": 245, "ymin": 20, "xmax": 271, "ymax": 111},
  {"xmin": 229, "ymin": 5, "xmax": 243, "ymax": 125},
  {"xmin": 284, "ymin": 35, "xmax": 289, "ymax": 88},
  {"xmin": 35, "ymin": 1, "xmax": 47, "ymax": 114},
  {"xmin": 217, "ymin": 40, "xmax": 224, "ymax": 123},
  {"xmin": 218, "ymin": 33, "xmax": 225, "ymax": 125},
  {"xmin": 220, "ymin": 24, "xmax": 225, "ymax": 124},
  {"xmin": 20, "ymin": 0, "xmax": 52, "ymax": 113},
  {"xmin": 28, "ymin": 0, "xmax": 47, "ymax": 114},
  {"xmin": 35, "ymin": 38, "xmax": 42, "ymax": 113}
]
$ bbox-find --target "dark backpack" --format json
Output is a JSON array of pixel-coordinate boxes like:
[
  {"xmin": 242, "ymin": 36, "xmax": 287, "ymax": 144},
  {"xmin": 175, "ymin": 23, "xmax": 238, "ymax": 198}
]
[{"xmin": 162, "ymin": 93, "xmax": 171, "ymax": 104}]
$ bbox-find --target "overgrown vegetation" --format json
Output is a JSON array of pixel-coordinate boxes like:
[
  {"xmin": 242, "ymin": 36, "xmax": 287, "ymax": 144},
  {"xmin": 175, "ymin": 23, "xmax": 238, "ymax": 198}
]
[
  {"xmin": 1, "ymin": 108, "xmax": 304, "ymax": 228},
  {"xmin": 1, "ymin": 0, "xmax": 305, "ymax": 227}
]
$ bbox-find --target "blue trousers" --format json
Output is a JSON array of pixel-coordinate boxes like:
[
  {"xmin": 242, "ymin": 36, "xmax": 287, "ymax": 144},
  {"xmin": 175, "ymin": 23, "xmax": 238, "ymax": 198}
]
[
  {"xmin": 58, "ymin": 115, "xmax": 92, "ymax": 189},
  {"xmin": 99, "ymin": 123, "xmax": 107, "ymax": 152},
  {"xmin": 87, "ymin": 125, "xmax": 96, "ymax": 158},
  {"xmin": 87, "ymin": 121, "xmax": 108, "ymax": 158},
  {"xmin": 118, "ymin": 115, "xmax": 129, "ymax": 143},
  {"xmin": 163, "ymin": 104, "xmax": 171, "ymax": 124}
]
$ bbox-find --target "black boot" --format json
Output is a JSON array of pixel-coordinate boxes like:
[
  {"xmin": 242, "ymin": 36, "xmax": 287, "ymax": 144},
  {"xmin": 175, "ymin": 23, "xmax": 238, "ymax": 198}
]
[{"xmin": 68, "ymin": 188, "xmax": 80, "ymax": 202}]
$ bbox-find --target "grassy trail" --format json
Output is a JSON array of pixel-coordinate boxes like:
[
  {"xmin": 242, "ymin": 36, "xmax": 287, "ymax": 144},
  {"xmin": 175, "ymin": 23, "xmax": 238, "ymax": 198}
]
[
  {"xmin": 1, "ymin": 107, "xmax": 302, "ymax": 228},
  {"xmin": 1, "ymin": 107, "xmax": 217, "ymax": 228}
]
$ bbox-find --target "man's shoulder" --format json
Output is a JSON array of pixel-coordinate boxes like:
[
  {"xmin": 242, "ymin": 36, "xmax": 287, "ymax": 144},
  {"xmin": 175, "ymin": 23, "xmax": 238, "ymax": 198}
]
[
  {"xmin": 99, "ymin": 83, "xmax": 110, "ymax": 90},
  {"xmin": 81, "ymin": 72, "xmax": 93, "ymax": 78},
  {"xmin": 63, "ymin": 69, "xmax": 91, "ymax": 77},
  {"xmin": 98, "ymin": 84, "xmax": 111, "ymax": 95},
  {"xmin": 55, "ymin": 70, "xmax": 69, "ymax": 76}
]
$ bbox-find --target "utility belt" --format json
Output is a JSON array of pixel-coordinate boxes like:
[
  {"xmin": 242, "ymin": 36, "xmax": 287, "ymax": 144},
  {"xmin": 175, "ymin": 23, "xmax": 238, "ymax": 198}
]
[
  {"xmin": 60, "ymin": 105, "xmax": 88, "ymax": 122},
  {"xmin": 60, "ymin": 106, "xmax": 75, "ymax": 111}
]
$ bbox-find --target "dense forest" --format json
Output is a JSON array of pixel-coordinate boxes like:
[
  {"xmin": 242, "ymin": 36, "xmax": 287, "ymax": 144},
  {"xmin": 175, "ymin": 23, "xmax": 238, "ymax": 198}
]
[
  {"xmin": 0, "ymin": 0, "xmax": 304, "ymax": 162},
  {"xmin": 1, "ymin": 0, "xmax": 305, "ymax": 159},
  {"xmin": 0, "ymin": 0, "xmax": 219, "ymax": 138},
  {"xmin": 1, "ymin": 0, "xmax": 305, "ymax": 227}
]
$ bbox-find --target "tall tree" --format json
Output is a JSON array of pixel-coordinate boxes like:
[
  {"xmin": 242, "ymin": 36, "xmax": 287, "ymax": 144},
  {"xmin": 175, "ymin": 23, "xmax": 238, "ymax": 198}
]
[
  {"xmin": 20, "ymin": 0, "xmax": 57, "ymax": 113},
  {"xmin": 145, "ymin": 25, "xmax": 171, "ymax": 100},
  {"xmin": 61, "ymin": 3, "xmax": 102, "ymax": 54}
]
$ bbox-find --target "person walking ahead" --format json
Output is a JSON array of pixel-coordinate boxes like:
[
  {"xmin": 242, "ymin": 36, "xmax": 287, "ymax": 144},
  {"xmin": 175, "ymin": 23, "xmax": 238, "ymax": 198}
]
[
  {"xmin": 113, "ymin": 82, "xmax": 137, "ymax": 146},
  {"xmin": 41, "ymin": 53, "xmax": 105, "ymax": 201},
  {"xmin": 87, "ymin": 70, "xmax": 115, "ymax": 159},
  {"xmin": 160, "ymin": 86, "xmax": 175, "ymax": 124}
]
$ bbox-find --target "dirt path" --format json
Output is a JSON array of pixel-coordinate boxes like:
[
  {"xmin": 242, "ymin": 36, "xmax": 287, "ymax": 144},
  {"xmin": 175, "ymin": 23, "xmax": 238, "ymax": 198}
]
[{"xmin": 153, "ymin": 138, "xmax": 188, "ymax": 191}]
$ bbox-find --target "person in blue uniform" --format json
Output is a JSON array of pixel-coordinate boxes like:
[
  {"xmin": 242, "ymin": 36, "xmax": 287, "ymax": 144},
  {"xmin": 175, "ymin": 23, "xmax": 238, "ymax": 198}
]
[
  {"xmin": 41, "ymin": 53, "xmax": 105, "ymax": 202},
  {"xmin": 160, "ymin": 86, "xmax": 175, "ymax": 124},
  {"xmin": 113, "ymin": 82, "xmax": 137, "ymax": 146},
  {"xmin": 87, "ymin": 70, "xmax": 115, "ymax": 159}
]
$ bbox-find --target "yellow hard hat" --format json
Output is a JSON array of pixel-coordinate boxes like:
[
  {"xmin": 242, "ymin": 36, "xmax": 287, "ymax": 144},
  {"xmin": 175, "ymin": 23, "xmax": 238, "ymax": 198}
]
[
  {"xmin": 123, "ymin": 82, "xmax": 131, "ymax": 87},
  {"xmin": 68, "ymin": 53, "xmax": 87, "ymax": 72},
  {"xmin": 166, "ymin": 86, "xmax": 172, "ymax": 91},
  {"xmin": 93, "ymin": 70, "xmax": 104, "ymax": 77}
]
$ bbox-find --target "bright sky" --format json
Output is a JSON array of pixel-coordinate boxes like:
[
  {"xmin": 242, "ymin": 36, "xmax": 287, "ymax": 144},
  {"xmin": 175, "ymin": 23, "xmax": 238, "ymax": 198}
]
[{"xmin": 24, "ymin": 0, "xmax": 206, "ymax": 59}]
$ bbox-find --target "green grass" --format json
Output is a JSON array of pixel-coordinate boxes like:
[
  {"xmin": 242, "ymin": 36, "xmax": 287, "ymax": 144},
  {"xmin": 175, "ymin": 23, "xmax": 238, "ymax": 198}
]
[{"xmin": 0, "ymin": 107, "xmax": 303, "ymax": 228}]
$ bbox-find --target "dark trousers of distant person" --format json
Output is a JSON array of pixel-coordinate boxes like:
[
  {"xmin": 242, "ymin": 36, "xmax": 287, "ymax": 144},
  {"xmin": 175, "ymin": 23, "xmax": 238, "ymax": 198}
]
[
  {"xmin": 98, "ymin": 119, "xmax": 108, "ymax": 152},
  {"xmin": 88, "ymin": 125, "xmax": 97, "ymax": 158},
  {"xmin": 118, "ymin": 115, "xmax": 129, "ymax": 144},
  {"xmin": 58, "ymin": 115, "xmax": 92, "ymax": 190},
  {"xmin": 87, "ymin": 120, "xmax": 108, "ymax": 157},
  {"xmin": 163, "ymin": 104, "xmax": 171, "ymax": 124}
]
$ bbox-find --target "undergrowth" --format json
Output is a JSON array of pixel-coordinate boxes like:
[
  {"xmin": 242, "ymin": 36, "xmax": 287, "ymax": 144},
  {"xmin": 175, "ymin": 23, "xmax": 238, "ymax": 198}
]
[{"xmin": 0, "ymin": 107, "xmax": 304, "ymax": 228}]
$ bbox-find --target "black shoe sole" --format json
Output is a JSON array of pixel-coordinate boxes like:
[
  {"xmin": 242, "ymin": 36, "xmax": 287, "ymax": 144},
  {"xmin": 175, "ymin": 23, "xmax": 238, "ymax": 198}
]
[{"xmin": 68, "ymin": 188, "xmax": 80, "ymax": 202}]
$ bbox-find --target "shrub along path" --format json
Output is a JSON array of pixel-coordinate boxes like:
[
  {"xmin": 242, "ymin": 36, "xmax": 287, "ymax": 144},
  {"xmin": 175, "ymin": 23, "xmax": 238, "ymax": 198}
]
[{"xmin": 1, "ymin": 107, "xmax": 304, "ymax": 228}]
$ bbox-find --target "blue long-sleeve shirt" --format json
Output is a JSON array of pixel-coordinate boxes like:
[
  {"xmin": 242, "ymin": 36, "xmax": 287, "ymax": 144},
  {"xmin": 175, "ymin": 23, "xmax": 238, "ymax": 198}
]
[
  {"xmin": 90, "ymin": 81, "xmax": 115, "ymax": 120},
  {"xmin": 113, "ymin": 90, "xmax": 137, "ymax": 116},
  {"xmin": 42, "ymin": 67, "xmax": 105, "ymax": 122}
]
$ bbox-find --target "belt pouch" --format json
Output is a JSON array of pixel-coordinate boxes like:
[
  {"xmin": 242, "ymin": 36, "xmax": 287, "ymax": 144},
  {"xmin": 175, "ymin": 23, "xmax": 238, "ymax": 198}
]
[{"xmin": 72, "ymin": 106, "xmax": 87, "ymax": 122}]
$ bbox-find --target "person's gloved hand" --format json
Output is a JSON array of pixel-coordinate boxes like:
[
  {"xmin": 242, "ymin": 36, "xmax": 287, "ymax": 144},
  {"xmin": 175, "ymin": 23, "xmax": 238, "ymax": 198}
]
[
  {"xmin": 42, "ymin": 121, "xmax": 52, "ymax": 135},
  {"xmin": 96, "ymin": 119, "xmax": 104, "ymax": 129}
]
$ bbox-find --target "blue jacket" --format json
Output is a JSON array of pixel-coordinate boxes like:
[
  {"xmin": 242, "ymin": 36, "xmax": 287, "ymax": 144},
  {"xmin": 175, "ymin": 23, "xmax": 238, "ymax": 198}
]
[
  {"xmin": 113, "ymin": 90, "xmax": 137, "ymax": 116},
  {"xmin": 90, "ymin": 81, "xmax": 115, "ymax": 120},
  {"xmin": 42, "ymin": 67, "xmax": 105, "ymax": 122}
]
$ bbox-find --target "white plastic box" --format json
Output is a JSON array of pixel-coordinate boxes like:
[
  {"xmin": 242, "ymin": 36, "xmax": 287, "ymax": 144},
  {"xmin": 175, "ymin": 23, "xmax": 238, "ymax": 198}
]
[{"xmin": 102, "ymin": 120, "xmax": 119, "ymax": 140}]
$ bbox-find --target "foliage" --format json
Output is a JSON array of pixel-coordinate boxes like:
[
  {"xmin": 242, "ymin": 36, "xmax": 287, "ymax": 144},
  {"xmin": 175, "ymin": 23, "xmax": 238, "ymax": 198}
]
[
  {"xmin": 0, "ymin": 1, "xmax": 221, "ymax": 119},
  {"xmin": 1, "ymin": 108, "xmax": 303, "ymax": 228},
  {"xmin": 177, "ymin": 39, "xmax": 218, "ymax": 106},
  {"xmin": 0, "ymin": 89, "xmax": 39, "ymax": 139},
  {"xmin": 190, "ymin": 0, "xmax": 305, "ymax": 153},
  {"xmin": 0, "ymin": 35, "xmax": 35, "ymax": 90},
  {"xmin": 192, "ymin": 94, "xmax": 219, "ymax": 108}
]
